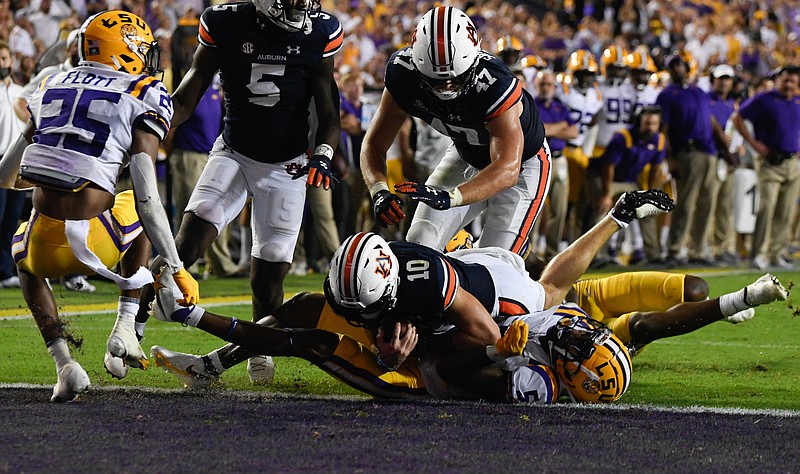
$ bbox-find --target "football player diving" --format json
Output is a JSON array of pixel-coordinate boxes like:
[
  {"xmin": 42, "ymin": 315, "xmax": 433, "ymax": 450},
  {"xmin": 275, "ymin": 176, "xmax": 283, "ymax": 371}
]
[
  {"xmin": 133, "ymin": 0, "xmax": 344, "ymax": 382},
  {"xmin": 0, "ymin": 11, "xmax": 200, "ymax": 401},
  {"xmin": 144, "ymin": 189, "xmax": 777, "ymax": 404}
]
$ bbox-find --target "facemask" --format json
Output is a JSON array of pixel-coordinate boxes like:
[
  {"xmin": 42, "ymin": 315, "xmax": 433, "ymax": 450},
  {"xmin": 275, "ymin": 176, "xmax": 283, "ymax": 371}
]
[{"xmin": 0, "ymin": 67, "xmax": 10, "ymax": 79}]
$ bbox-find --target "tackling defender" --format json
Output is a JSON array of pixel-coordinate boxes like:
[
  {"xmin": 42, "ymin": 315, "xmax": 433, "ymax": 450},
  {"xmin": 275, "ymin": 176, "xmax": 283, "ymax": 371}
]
[{"xmin": 0, "ymin": 11, "xmax": 199, "ymax": 401}]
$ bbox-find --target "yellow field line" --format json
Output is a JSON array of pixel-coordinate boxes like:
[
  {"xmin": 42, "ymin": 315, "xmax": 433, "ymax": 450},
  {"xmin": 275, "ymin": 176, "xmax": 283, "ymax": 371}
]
[{"xmin": 0, "ymin": 294, "xmax": 257, "ymax": 319}]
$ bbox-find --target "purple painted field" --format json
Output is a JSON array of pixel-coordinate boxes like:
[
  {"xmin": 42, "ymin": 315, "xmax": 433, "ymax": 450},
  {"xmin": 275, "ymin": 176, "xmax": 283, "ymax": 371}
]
[{"xmin": 1, "ymin": 387, "xmax": 797, "ymax": 472}]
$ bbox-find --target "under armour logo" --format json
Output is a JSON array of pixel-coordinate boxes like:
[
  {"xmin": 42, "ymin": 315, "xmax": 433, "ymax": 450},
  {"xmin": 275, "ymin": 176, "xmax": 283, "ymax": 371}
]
[
  {"xmin": 374, "ymin": 250, "xmax": 393, "ymax": 278},
  {"xmin": 287, "ymin": 45, "xmax": 301, "ymax": 54},
  {"xmin": 242, "ymin": 42, "xmax": 255, "ymax": 55},
  {"xmin": 448, "ymin": 114, "xmax": 461, "ymax": 121}
]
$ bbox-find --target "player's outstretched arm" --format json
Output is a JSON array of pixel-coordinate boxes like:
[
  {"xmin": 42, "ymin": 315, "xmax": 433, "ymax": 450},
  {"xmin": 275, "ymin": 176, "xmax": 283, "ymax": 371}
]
[
  {"xmin": 171, "ymin": 44, "xmax": 219, "ymax": 129},
  {"xmin": 454, "ymin": 101, "xmax": 524, "ymax": 206},
  {"xmin": 129, "ymin": 130, "xmax": 199, "ymax": 305},
  {"xmin": 361, "ymin": 89, "xmax": 408, "ymax": 226}
]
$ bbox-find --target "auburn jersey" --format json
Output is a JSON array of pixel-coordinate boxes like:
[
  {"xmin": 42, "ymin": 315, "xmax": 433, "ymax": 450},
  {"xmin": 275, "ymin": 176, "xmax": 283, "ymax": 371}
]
[
  {"xmin": 556, "ymin": 82, "xmax": 603, "ymax": 147},
  {"xmin": 22, "ymin": 66, "xmax": 172, "ymax": 194},
  {"xmin": 198, "ymin": 2, "xmax": 343, "ymax": 163},
  {"xmin": 386, "ymin": 242, "xmax": 495, "ymax": 333},
  {"xmin": 385, "ymin": 48, "xmax": 545, "ymax": 169}
]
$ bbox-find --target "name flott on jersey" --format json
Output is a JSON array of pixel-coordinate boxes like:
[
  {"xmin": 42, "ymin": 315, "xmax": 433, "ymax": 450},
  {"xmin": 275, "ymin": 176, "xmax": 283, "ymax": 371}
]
[
  {"xmin": 198, "ymin": 2, "xmax": 343, "ymax": 163},
  {"xmin": 22, "ymin": 66, "xmax": 172, "ymax": 194},
  {"xmin": 386, "ymin": 48, "xmax": 544, "ymax": 169},
  {"xmin": 384, "ymin": 242, "xmax": 495, "ymax": 333}
]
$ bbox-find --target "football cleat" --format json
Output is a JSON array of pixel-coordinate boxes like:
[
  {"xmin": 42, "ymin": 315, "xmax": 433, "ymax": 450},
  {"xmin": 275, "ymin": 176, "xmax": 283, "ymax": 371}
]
[
  {"xmin": 63, "ymin": 275, "xmax": 96, "ymax": 293},
  {"xmin": 744, "ymin": 273, "xmax": 789, "ymax": 306},
  {"xmin": 151, "ymin": 346, "xmax": 219, "ymax": 389},
  {"xmin": 50, "ymin": 361, "xmax": 90, "ymax": 403},
  {"xmin": 247, "ymin": 355, "xmax": 276, "ymax": 385},
  {"xmin": 609, "ymin": 189, "xmax": 675, "ymax": 228},
  {"xmin": 103, "ymin": 351, "xmax": 129, "ymax": 379},
  {"xmin": 725, "ymin": 308, "xmax": 755, "ymax": 324},
  {"xmin": 107, "ymin": 316, "xmax": 150, "ymax": 370}
]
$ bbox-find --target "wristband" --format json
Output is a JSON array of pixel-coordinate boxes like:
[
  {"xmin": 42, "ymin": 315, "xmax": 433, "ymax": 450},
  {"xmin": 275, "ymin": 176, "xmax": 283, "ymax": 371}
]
[
  {"xmin": 369, "ymin": 181, "xmax": 390, "ymax": 198},
  {"xmin": 448, "ymin": 187, "xmax": 463, "ymax": 207},
  {"xmin": 485, "ymin": 345, "xmax": 506, "ymax": 362},
  {"xmin": 314, "ymin": 143, "xmax": 334, "ymax": 159},
  {"xmin": 376, "ymin": 354, "xmax": 401, "ymax": 371}
]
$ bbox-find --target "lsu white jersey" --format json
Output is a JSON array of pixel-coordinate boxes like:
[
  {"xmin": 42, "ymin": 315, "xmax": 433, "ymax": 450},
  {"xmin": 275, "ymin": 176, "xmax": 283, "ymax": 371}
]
[
  {"xmin": 631, "ymin": 82, "xmax": 661, "ymax": 114},
  {"xmin": 595, "ymin": 82, "xmax": 637, "ymax": 148},
  {"xmin": 556, "ymin": 82, "xmax": 603, "ymax": 148},
  {"xmin": 495, "ymin": 303, "xmax": 595, "ymax": 404},
  {"xmin": 22, "ymin": 66, "xmax": 172, "ymax": 194}
]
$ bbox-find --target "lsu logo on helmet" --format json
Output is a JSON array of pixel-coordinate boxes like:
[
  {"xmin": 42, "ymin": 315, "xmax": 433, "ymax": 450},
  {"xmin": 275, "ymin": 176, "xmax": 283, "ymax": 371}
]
[
  {"xmin": 78, "ymin": 10, "xmax": 161, "ymax": 76},
  {"xmin": 545, "ymin": 310, "xmax": 633, "ymax": 403}
]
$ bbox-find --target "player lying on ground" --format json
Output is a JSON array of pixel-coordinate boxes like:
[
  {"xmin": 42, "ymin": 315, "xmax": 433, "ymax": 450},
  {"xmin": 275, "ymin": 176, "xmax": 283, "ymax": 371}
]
[
  {"xmin": 150, "ymin": 272, "xmax": 787, "ymax": 403},
  {"xmin": 0, "ymin": 11, "xmax": 199, "ymax": 402},
  {"xmin": 148, "ymin": 189, "xmax": 673, "ymax": 384}
]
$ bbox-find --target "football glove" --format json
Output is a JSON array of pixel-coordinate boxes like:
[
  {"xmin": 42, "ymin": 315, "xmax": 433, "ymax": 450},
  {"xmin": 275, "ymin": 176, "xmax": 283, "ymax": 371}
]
[
  {"xmin": 161, "ymin": 267, "xmax": 199, "ymax": 306},
  {"xmin": 486, "ymin": 319, "xmax": 528, "ymax": 361},
  {"xmin": 293, "ymin": 154, "xmax": 338, "ymax": 190},
  {"xmin": 608, "ymin": 189, "xmax": 674, "ymax": 228},
  {"xmin": 372, "ymin": 189, "xmax": 405, "ymax": 227},
  {"xmin": 394, "ymin": 181, "xmax": 458, "ymax": 210}
]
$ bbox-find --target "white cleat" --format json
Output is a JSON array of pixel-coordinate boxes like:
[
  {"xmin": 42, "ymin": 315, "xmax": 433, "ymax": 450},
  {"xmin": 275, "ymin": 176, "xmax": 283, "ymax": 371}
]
[
  {"xmin": 107, "ymin": 317, "xmax": 149, "ymax": 370},
  {"xmin": 103, "ymin": 351, "xmax": 129, "ymax": 379},
  {"xmin": 63, "ymin": 275, "xmax": 96, "ymax": 293},
  {"xmin": 744, "ymin": 273, "xmax": 789, "ymax": 307},
  {"xmin": 151, "ymin": 272, "xmax": 197, "ymax": 324},
  {"xmin": 151, "ymin": 346, "xmax": 219, "ymax": 389},
  {"xmin": 50, "ymin": 361, "xmax": 90, "ymax": 403},
  {"xmin": 725, "ymin": 308, "xmax": 755, "ymax": 324},
  {"xmin": 247, "ymin": 355, "xmax": 275, "ymax": 385}
]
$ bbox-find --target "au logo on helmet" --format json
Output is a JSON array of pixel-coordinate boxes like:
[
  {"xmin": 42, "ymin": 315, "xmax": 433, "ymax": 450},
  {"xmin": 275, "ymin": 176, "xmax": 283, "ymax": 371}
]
[{"xmin": 374, "ymin": 250, "xmax": 393, "ymax": 278}]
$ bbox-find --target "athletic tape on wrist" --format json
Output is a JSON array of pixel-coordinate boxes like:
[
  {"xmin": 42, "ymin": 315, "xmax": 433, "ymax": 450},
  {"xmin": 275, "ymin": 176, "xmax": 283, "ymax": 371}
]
[
  {"xmin": 314, "ymin": 144, "xmax": 334, "ymax": 159},
  {"xmin": 369, "ymin": 181, "xmax": 389, "ymax": 198}
]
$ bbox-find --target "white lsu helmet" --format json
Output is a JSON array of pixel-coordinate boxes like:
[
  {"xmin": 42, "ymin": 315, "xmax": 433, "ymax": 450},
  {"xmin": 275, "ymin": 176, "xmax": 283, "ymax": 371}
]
[
  {"xmin": 411, "ymin": 6, "xmax": 481, "ymax": 101},
  {"xmin": 252, "ymin": 0, "xmax": 318, "ymax": 33},
  {"xmin": 324, "ymin": 232, "xmax": 400, "ymax": 328}
]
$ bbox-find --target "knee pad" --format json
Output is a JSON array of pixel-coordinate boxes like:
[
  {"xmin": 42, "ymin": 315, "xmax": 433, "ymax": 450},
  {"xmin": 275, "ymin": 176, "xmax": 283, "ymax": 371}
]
[{"xmin": 189, "ymin": 200, "xmax": 227, "ymax": 233}]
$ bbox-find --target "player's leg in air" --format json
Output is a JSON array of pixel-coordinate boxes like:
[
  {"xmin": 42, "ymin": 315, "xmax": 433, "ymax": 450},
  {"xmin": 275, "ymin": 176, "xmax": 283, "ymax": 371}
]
[
  {"xmin": 150, "ymin": 283, "xmax": 426, "ymax": 398},
  {"xmin": 609, "ymin": 274, "xmax": 788, "ymax": 353}
]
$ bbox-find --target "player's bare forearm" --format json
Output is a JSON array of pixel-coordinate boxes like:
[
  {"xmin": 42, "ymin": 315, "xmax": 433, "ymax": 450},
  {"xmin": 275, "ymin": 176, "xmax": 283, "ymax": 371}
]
[
  {"xmin": 360, "ymin": 89, "xmax": 407, "ymax": 187},
  {"xmin": 455, "ymin": 103, "xmax": 524, "ymax": 206},
  {"xmin": 312, "ymin": 59, "xmax": 340, "ymax": 149},
  {"xmin": 447, "ymin": 289, "xmax": 501, "ymax": 350},
  {"xmin": 540, "ymin": 217, "xmax": 620, "ymax": 307},
  {"xmin": 171, "ymin": 45, "xmax": 218, "ymax": 128}
]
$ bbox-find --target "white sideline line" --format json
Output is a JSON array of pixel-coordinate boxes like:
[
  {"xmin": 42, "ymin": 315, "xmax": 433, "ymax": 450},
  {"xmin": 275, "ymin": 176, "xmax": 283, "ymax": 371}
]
[
  {"xmin": 0, "ymin": 299, "xmax": 252, "ymax": 321},
  {"xmin": 2, "ymin": 383, "xmax": 798, "ymax": 418}
]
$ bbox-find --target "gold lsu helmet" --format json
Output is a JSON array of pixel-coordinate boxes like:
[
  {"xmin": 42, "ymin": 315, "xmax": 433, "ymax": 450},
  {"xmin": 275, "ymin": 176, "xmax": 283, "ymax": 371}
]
[
  {"xmin": 624, "ymin": 50, "xmax": 657, "ymax": 73},
  {"xmin": 545, "ymin": 312, "xmax": 632, "ymax": 403},
  {"xmin": 496, "ymin": 35, "xmax": 524, "ymax": 66},
  {"xmin": 79, "ymin": 10, "xmax": 161, "ymax": 76},
  {"xmin": 567, "ymin": 49, "xmax": 599, "ymax": 74},
  {"xmin": 600, "ymin": 45, "xmax": 628, "ymax": 75},
  {"xmin": 520, "ymin": 54, "xmax": 547, "ymax": 70}
]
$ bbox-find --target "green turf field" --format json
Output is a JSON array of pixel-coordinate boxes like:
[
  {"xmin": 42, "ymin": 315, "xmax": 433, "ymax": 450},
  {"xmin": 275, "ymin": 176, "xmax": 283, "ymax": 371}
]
[{"xmin": 2, "ymin": 269, "xmax": 799, "ymax": 409}]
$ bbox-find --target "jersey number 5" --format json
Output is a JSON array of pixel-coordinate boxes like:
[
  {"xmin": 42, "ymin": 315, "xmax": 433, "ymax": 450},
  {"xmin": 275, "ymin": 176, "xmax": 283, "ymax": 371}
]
[{"xmin": 248, "ymin": 63, "xmax": 285, "ymax": 107}]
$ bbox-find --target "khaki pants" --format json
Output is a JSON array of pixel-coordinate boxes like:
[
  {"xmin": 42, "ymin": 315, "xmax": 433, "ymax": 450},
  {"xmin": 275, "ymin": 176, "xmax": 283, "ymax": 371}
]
[
  {"xmin": 667, "ymin": 149, "xmax": 718, "ymax": 258},
  {"xmin": 752, "ymin": 157, "xmax": 800, "ymax": 261},
  {"xmin": 712, "ymin": 163, "xmax": 735, "ymax": 256}
]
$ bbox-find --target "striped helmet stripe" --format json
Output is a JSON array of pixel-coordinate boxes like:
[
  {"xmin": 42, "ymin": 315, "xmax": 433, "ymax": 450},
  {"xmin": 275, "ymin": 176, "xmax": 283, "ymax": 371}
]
[
  {"xmin": 431, "ymin": 6, "xmax": 451, "ymax": 73},
  {"xmin": 605, "ymin": 336, "xmax": 632, "ymax": 394},
  {"xmin": 338, "ymin": 232, "xmax": 375, "ymax": 300}
]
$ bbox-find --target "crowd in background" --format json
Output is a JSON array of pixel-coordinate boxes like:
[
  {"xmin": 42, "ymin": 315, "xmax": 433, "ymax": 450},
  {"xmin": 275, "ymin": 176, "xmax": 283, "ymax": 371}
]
[{"xmin": 1, "ymin": 0, "xmax": 799, "ymax": 287}]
